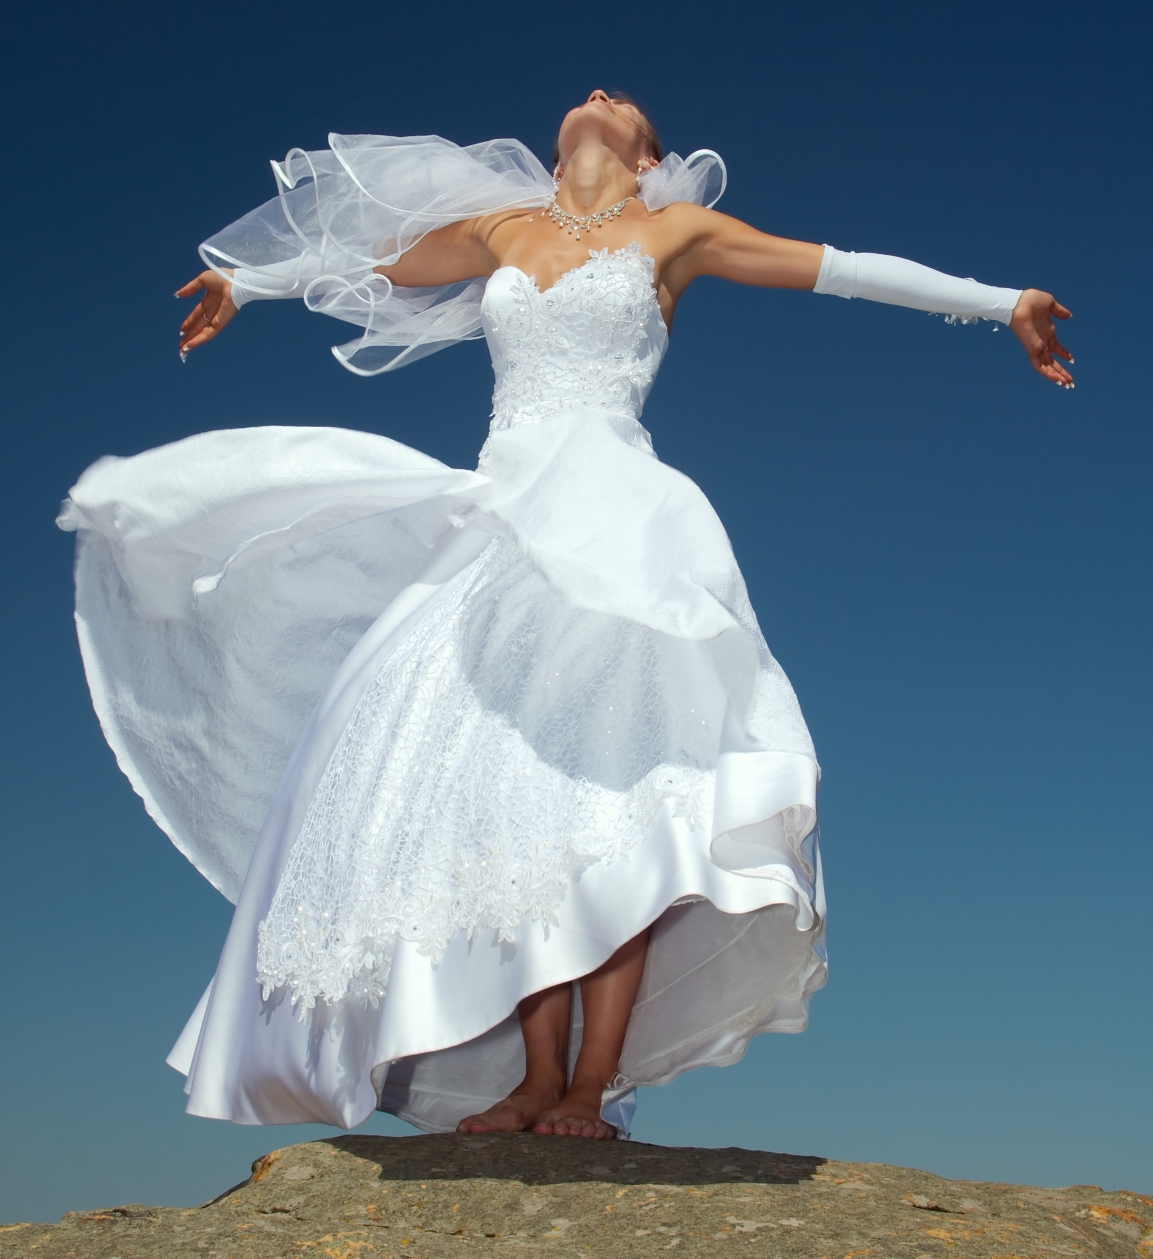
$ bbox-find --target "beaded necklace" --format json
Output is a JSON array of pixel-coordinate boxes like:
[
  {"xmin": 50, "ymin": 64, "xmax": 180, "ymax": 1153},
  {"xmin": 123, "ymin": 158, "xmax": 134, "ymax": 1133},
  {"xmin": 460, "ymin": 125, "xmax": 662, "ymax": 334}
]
[{"xmin": 546, "ymin": 195, "xmax": 634, "ymax": 241}]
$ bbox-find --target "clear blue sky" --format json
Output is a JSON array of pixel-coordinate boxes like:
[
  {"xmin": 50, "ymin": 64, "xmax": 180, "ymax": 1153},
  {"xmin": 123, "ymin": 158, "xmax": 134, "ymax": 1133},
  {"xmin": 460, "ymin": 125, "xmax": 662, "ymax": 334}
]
[{"xmin": 2, "ymin": 0, "xmax": 1149, "ymax": 1226}]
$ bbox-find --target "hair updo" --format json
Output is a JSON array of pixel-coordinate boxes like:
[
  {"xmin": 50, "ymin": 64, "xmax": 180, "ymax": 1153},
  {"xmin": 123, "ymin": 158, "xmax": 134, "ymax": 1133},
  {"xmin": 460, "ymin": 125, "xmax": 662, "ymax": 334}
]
[{"xmin": 553, "ymin": 92, "xmax": 664, "ymax": 167}]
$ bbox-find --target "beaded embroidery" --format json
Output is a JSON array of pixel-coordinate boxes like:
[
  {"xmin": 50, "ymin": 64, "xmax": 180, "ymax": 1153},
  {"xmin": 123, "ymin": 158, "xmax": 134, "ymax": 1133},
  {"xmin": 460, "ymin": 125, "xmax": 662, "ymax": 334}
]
[{"xmin": 484, "ymin": 242, "xmax": 667, "ymax": 434}]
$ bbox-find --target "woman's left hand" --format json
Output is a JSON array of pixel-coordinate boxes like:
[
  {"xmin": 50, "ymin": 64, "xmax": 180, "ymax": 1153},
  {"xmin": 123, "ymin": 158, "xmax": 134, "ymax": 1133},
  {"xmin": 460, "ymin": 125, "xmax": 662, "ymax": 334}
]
[{"xmin": 1009, "ymin": 289, "xmax": 1074, "ymax": 388}]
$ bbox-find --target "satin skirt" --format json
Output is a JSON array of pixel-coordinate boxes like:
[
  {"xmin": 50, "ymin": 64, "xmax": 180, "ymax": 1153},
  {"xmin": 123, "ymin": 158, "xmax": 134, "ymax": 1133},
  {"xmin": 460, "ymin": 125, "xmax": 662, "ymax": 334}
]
[{"xmin": 59, "ymin": 408, "xmax": 826, "ymax": 1131}]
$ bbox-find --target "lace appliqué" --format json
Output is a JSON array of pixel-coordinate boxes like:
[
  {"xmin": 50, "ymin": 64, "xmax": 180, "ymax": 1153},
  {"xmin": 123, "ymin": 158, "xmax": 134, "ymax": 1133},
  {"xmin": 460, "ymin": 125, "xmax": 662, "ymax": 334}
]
[
  {"xmin": 483, "ymin": 243, "xmax": 667, "ymax": 434},
  {"xmin": 256, "ymin": 538, "xmax": 717, "ymax": 1017}
]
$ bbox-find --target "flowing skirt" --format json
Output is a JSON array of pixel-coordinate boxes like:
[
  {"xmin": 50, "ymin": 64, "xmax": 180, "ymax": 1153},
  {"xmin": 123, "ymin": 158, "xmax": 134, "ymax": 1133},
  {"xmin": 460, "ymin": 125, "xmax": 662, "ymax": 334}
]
[{"xmin": 59, "ymin": 409, "xmax": 826, "ymax": 1131}]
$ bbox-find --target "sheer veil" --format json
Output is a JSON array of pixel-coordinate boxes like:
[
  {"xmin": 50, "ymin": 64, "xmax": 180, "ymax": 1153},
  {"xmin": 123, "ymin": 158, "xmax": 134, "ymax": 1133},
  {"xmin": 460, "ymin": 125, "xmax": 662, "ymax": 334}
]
[{"xmin": 200, "ymin": 134, "xmax": 727, "ymax": 374}]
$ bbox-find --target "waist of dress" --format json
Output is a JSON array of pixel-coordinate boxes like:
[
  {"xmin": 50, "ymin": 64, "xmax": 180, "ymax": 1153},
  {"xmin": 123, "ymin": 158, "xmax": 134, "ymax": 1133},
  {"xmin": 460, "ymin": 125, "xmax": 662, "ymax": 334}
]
[
  {"xmin": 489, "ymin": 392, "xmax": 641, "ymax": 427},
  {"xmin": 491, "ymin": 395, "xmax": 649, "ymax": 435},
  {"xmin": 478, "ymin": 404, "xmax": 656, "ymax": 471}
]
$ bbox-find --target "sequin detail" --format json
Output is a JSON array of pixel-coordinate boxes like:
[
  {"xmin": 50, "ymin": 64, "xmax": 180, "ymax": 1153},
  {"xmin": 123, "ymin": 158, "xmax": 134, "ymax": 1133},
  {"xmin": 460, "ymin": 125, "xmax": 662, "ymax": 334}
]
[
  {"xmin": 256, "ymin": 538, "xmax": 718, "ymax": 1013},
  {"xmin": 484, "ymin": 242, "xmax": 666, "ymax": 434}
]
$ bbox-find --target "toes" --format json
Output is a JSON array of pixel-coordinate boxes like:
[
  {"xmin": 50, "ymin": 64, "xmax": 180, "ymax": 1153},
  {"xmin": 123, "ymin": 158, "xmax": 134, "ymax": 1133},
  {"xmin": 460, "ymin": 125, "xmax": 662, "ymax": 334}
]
[
  {"xmin": 530, "ymin": 1104, "xmax": 616, "ymax": 1138},
  {"xmin": 546, "ymin": 1116, "xmax": 610, "ymax": 1138},
  {"xmin": 457, "ymin": 1112, "xmax": 509, "ymax": 1133}
]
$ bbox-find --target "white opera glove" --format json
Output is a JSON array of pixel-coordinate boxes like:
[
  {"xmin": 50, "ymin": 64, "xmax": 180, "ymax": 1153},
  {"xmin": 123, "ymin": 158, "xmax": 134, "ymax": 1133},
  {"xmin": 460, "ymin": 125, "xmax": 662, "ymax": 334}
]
[
  {"xmin": 814, "ymin": 245, "xmax": 1021, "ymax": 325},
  {"xmin": 227, "ymin": 252, "xmax": 374, "ymax": 309},
  {"xmin": 228, "ymin": 258, "xmax": 322, "ymax": 308}
]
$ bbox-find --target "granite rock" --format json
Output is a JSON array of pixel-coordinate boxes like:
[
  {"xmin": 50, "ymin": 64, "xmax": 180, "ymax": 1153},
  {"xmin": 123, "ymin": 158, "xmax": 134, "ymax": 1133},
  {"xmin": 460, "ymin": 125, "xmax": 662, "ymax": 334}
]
[{"xmin": 3, "ymin": 1133, "xmax": 1150, "ymax": 1258}]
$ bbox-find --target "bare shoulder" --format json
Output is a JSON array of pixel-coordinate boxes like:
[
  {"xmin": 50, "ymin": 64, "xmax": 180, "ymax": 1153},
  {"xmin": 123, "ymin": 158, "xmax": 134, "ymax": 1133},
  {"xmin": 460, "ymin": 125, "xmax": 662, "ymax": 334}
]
[
  {"xmin": 645, "ymin": 202, "xmax": 751, "ymax": 261},
  {"xmin": 654, "ymin": 202, "xmax": 821, "ymax": 296},
  {"xmin": 650, "ymin": 203, "xmax": 751, "ymax": 295},
  {"xmin": 475, "ymin": 207, "xmax": 544, "ymax": 249},
  {"xmin": 645, "ymin": 200, "xmax": 723, "ymax": 238}
]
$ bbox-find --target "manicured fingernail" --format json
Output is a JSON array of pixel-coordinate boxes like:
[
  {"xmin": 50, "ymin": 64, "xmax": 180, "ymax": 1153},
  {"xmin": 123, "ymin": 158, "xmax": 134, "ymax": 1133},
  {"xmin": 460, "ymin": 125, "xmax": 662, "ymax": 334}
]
[{"xmin": 1069, "ymin": 357, "xmax": 1074, "ymax": 364}]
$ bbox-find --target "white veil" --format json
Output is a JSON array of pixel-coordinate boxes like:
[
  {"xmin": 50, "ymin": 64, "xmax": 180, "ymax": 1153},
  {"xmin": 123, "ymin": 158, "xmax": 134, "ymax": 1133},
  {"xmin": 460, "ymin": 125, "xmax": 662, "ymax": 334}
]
[
  {"xmin": 200, "ymin": 134, "xmax": 727, "ymax": 375},
  {"xmin": 638, "ymin": 147, "xmax": 727, "ymax": 215}
]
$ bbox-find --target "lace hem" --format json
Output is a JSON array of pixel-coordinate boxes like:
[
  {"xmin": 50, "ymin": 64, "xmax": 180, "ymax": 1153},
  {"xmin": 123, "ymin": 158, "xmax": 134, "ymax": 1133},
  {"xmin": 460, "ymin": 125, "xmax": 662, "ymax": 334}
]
[
  {"xmin": 254, "ymin": 537, "xmax": 724, "ymax": 1017},
  {"xmin": 256, "ymin": 760, "xmax": 714, "ymax": 1015}
]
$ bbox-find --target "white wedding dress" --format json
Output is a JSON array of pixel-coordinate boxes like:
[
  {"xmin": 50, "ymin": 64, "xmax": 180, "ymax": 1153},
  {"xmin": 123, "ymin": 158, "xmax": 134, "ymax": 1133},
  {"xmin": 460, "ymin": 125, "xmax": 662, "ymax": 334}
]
[{"xmin": 59, "ymin": 141, "xmax": 827, "ymax": 1135}]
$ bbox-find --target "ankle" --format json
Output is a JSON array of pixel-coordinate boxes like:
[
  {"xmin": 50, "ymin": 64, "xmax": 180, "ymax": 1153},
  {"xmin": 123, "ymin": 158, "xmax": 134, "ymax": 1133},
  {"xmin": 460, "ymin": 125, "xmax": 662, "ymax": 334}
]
[
  {"xmin": 517, "ymin": 1065, "xmax": 567, "ymax": 1098},
  {"xmin": 567, "ymin": 1067, "xmax": 613, "ymax": 1098}
]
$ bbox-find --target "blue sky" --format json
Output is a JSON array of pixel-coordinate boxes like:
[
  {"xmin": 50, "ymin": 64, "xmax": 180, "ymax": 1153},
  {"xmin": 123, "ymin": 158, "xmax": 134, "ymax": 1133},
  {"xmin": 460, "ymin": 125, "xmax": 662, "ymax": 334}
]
[{"xmin": 2, "ymin": 0, "xmax": 1149, "ymax": 1226}]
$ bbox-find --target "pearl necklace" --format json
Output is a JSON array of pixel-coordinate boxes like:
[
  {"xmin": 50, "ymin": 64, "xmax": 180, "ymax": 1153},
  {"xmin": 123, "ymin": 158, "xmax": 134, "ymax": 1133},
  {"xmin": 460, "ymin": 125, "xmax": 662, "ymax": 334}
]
[{"xmin": 546, "ymin": 195, "xmax": 634, "ymax": 241}]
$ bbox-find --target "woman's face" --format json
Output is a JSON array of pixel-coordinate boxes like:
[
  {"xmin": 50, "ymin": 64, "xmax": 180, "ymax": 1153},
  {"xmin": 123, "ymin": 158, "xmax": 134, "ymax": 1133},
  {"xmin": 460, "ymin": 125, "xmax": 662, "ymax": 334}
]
[{"xmin": 556, "ymin": 89, "xmax": 651, "ymax": 169}]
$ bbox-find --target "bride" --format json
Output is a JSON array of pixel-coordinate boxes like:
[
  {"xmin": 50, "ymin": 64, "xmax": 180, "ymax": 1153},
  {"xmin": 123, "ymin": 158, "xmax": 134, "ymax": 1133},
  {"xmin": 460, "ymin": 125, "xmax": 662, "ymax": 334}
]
[{"xmin": 59, "ymin": 90, "xmax": 1073, "ymax": 1142}]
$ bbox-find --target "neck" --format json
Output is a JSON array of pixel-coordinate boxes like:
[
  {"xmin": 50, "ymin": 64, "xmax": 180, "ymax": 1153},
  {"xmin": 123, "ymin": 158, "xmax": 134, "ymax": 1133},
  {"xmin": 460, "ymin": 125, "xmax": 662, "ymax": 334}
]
[{"xmin": 556, "ymin": 137, "xmax": 639, "ymax": 212}]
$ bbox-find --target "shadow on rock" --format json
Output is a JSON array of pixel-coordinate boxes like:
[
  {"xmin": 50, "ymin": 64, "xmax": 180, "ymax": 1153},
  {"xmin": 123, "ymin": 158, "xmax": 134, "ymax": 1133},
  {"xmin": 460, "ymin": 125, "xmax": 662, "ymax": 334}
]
[{"xmin": 326, "ymin": 1131, "xmax": 827, "ymax": 1187}]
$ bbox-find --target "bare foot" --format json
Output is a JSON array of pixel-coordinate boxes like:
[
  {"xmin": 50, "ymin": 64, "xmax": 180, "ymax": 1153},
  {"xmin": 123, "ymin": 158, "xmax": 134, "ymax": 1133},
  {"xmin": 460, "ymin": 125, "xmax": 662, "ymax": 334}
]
[
  {"xmin": 456, "ymin": 1079, "xmax": 564, "ymax": 1133},
  {"xmin": 533, "ymin": 1085, "xmax": 616, "ymax": 1139}
]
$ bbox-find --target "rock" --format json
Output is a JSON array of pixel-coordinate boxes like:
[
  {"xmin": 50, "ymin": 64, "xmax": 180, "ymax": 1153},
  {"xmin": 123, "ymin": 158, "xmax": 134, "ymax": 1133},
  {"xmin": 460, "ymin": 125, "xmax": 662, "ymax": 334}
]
[{"xmin": 2, "ymin": 1133, "xmax": 1150, "ymax": 1257}]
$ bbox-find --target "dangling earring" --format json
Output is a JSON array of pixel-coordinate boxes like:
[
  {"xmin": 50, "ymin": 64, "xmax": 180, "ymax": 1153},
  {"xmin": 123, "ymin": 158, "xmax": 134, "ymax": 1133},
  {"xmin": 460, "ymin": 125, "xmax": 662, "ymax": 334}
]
[{"xmin": 553, "ymin": 167, "xmax": 563, "ymax": 192}]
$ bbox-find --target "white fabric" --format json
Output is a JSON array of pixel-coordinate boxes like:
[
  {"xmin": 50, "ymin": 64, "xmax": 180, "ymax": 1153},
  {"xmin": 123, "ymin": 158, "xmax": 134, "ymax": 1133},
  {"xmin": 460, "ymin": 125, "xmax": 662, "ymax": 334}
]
[
  {"xmin": 168, "ymin": 793, "xmax": 824, "ymax": 1129},
  {"xmin": 59, "ymin": 427, "xmax": 485, "ymax": 897},
  {"xmin": 636, "ymin": 147, "xmax": 727, "ymax": 211},
  {"xmin": 815, "ymin": 244, "xmax": 1021, "ymax": 324},
  {"xmin": 63, "ymin": 237, "xmax": 825, "ymax": 1132},
  {"xmin": 209, "ymin": 133, "xmax": 726, "ymax": 373},
  {"xmin": 229, "ymin": 260, "xmax": 308, "ymax": 308}
]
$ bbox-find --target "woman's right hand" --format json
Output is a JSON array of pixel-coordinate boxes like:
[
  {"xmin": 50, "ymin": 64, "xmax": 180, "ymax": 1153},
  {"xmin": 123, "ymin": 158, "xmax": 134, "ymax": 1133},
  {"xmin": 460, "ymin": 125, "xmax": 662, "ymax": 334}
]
[{"xmin": 176, "ymin": 269, "xmax": 238, "ymax": 356}]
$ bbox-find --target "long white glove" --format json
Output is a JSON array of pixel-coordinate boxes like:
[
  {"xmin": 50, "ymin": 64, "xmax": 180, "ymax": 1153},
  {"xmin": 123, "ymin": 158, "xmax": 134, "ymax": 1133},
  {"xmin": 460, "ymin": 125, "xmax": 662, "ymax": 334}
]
[
  {"xmin": 814, "ymin": 245, "xmax": 1021, "ymax": 324},
  {"xmin": 228, "ymin": 257, "xmax": 350, "ymax": 308}
]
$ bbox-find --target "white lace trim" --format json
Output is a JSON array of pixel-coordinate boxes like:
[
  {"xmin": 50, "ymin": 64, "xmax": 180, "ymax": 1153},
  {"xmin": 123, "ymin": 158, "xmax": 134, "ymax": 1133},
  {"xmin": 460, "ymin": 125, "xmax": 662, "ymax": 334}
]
[
  {"xmin": 483, "ymin": 243, "xmax": 666, "ymax": 433},
  {"xmin": 256, "ymin": 539, "xmax": 718, "ymax": 1016}
]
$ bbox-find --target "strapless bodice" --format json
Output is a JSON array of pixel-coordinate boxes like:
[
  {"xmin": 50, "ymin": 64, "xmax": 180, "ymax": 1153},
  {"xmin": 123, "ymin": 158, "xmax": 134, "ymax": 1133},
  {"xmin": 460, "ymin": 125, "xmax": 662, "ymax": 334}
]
[{"xmin": 480, "ymin": 242, "xmax": 668, "ymax": 433}]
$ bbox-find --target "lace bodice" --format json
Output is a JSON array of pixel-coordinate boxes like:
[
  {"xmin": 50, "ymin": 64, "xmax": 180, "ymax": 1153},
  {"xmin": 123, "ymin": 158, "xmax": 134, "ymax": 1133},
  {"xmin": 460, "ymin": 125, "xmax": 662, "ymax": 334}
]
[{"xmin": 481, "ymin": 242, "xmax": 668, "ymax": 433}]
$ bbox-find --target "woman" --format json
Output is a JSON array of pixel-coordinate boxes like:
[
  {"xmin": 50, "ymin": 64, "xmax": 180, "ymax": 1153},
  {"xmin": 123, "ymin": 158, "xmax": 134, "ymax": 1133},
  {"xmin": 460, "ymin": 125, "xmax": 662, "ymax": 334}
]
[{"xmin": 60, "ymin": 90, "xmax": 1072, "ymax": 1142}]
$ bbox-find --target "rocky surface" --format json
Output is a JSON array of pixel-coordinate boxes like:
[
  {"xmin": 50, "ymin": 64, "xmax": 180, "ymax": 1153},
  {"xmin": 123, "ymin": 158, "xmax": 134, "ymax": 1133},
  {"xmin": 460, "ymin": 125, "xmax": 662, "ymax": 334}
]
[{"xmin": 3, "ymin": 1134, "xmax": 1150, "ymax": 1258}]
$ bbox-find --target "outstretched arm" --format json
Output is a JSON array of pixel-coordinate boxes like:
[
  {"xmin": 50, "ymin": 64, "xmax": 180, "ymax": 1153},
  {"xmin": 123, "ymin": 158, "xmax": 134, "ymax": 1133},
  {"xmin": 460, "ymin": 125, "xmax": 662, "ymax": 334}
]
[
  {"xmin": 371, "ymin": 217, "xmax": 499, "ymax": 288},
  {"xmin": 176, "ymin": 216, "xmax": 501, "ymax": 357},
  {"xmin": 664, "ymin": 206, "xmax": 1074, "ymax": 387}
]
